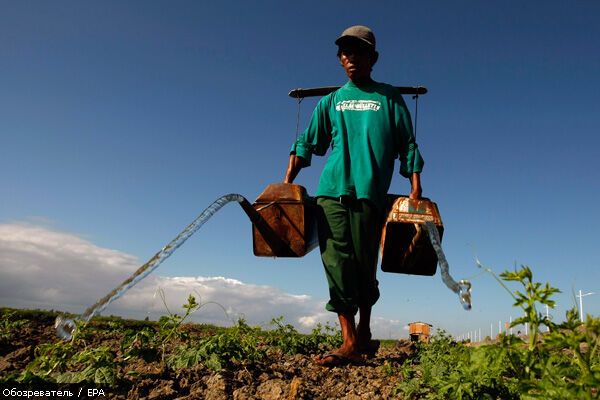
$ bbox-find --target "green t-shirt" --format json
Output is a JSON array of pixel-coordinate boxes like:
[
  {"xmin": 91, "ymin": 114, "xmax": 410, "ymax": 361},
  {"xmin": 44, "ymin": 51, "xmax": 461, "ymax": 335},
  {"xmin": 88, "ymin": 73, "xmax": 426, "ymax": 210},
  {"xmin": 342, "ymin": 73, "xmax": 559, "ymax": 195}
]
[{"xmin": 291, "ymin": 80, "xmax": 424, "ymax": 209}]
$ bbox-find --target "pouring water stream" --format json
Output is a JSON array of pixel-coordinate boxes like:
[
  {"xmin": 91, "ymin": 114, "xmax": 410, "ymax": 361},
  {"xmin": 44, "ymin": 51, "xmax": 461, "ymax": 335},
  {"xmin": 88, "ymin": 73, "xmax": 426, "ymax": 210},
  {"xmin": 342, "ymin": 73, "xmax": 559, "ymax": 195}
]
[{"xmin": 55, "ymin": 194, "xmax": 471, "ymax": 340}]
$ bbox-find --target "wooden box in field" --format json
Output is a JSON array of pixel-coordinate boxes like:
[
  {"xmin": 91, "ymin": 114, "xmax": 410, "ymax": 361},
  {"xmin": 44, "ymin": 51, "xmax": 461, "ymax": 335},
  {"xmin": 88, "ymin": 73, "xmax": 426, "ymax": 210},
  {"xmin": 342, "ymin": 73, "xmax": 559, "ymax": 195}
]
[
  {"xmin": 252, "ymin": 183, "xmax": 318, "ymax": 257},
  {"xmin": 408, "ymin": 321, "xmax": 433, "ymax": 342},
  {"xmin": 380, "ymin": 195, "xmax": 443, "ymax": 276}
]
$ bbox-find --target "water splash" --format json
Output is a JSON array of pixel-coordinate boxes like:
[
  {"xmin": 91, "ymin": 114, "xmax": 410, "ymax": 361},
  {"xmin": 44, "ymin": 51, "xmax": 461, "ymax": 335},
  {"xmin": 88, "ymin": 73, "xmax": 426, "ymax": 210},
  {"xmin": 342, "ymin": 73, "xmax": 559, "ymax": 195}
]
[
  {"xmin": 423, "ymin": 221, "xmax": 472, "ymax": 310},
  {"xmin": 55, "ymin": 194, "xmax": 248, "ymax": 340}
]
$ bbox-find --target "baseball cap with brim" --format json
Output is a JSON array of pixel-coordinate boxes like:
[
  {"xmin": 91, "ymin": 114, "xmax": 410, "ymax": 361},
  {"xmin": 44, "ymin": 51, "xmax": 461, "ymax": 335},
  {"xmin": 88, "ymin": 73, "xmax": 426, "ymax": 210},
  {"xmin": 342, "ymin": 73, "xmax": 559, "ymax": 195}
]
[{"xmin": 335, "ymin": 25, "xmax": 376, "ymax": 49}]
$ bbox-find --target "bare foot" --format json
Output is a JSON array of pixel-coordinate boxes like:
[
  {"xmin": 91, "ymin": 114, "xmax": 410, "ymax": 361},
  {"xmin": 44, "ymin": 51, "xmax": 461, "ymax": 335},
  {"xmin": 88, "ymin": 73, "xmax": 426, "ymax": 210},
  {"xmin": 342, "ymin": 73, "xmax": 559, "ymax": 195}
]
[
  {"xmin": 314, "ymin": 349, "xmax": 363, "ymax": 367},
  {"xmin": 356, "ymin": 323, "xmax": 372, "ymax": 347},
  {"xmin": 356, "ymin": 325, "xmax": 379, "ymax": 357}
]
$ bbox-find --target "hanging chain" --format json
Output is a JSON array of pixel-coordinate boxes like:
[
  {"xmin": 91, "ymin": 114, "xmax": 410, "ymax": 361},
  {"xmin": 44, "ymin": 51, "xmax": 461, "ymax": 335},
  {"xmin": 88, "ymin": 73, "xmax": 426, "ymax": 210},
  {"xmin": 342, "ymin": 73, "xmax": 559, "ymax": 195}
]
[
  {"xmin": 410, "ymin": 88, "xmax": 421, "ymax": 174},
  {"xmin": 295, "ymin": 97, "xmax": 304, "ymax": 140},
  {"xmin": 412, "ymin": 89, "xmax": 419, "ymax": 140}
]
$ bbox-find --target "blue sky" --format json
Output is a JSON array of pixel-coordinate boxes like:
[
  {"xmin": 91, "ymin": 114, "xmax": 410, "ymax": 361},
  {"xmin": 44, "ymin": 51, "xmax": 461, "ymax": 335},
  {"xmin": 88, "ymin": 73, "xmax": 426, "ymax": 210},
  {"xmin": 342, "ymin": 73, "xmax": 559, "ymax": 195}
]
[{"xmin": 1, "ymin": 1, "xmax": 599, "ymax": 339}]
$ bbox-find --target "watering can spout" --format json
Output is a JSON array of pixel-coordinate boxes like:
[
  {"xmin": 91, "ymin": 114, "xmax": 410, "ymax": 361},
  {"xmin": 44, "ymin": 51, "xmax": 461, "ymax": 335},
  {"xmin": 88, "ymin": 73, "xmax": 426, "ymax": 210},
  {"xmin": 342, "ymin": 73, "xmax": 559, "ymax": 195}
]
[
  {"xmin": 238, "ymin": 198, "xmax": 261, "ymax": 222},
  {"xmin": 238, "ymin": 196, "xmax": 298, "ymax": 257}
]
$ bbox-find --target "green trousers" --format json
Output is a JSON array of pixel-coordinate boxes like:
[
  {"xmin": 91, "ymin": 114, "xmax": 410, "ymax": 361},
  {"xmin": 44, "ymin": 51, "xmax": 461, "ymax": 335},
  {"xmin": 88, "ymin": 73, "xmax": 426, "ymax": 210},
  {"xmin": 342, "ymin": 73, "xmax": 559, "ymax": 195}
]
[{"xmin": 316, "ymin": 197, "xmax": 383, "ymax": 315}]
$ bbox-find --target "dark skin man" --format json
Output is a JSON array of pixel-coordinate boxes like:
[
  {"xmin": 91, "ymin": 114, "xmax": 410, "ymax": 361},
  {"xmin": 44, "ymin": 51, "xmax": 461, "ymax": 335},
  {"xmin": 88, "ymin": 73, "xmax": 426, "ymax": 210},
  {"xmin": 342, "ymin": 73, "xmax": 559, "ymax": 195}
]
[{"xmin": 285, "ymin": 37, "xmax": 422, "ymax": 365}]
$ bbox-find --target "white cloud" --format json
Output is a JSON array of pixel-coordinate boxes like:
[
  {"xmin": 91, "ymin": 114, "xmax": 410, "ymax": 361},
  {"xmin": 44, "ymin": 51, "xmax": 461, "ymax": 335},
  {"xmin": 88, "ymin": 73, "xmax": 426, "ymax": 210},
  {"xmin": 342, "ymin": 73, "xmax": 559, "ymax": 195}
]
[
  {"xmin": 0, "ymin": 222, "xmax": 406, "ymax": 338},
  {"xmin": 0, "ymin": 223, "xmax": 138, "ymax": 309},
  {"xmin": 118, "ymin": 275, "xmax": 337, "ymax": 331}
]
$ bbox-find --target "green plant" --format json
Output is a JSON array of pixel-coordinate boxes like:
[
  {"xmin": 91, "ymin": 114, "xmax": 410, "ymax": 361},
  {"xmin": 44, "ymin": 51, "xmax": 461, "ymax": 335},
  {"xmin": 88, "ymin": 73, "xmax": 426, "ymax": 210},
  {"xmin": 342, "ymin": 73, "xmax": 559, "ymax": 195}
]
[
  {"xmin": 120, "ymin": 326, "xmax": 159, "ymax": 362},
  {"xmin": 15, "ymin": 319, "xmax": 114, "ymax": 385},
  {"xmin": 157, "ymin": 294, "xmax": 201, "ymax": 344},
  {"xmin": 499, "ymin": 266, "xmax": 559, "ymax": 352},
  {"xmin": 496, "ymin": 265, "xmax": 599, "ymax": 398},
  {"xmin": 152, "ymin": 293, "xmax": 207, "ymax": 366},
  {"xmin": 394, "ymin": 330, "xmax": 519, "ymax": 400},
  {"xmin": 58, "ymin": 346, "xmax": 118, "ymax": 385},
  {"xmin": 18, "ymin": 341, "xmax": 75, "ymax": 383},
  {"xmin": 266, "ymin": 316, "xmax": 306, "ymax": 354},
  {"xmin": 535, "ymin": 308, "xmax": 600, "ymax": 399},
  {"xmin": 380, "ymin": 360, "xmax": 400, "ymax": 377},
  {"xmin": 306, "ymin": 321, "xmax": 343, "ymax": 352},
  {"xmin": 0, "ymin": 311, "xmax": 28, "ymax": 342},
  {"xmin": 167, "ymin": 319, "xmax": 266, "ymax": 371},
  {"xmin": 394, "ymin": 264, "xmax": 600, "ymax": 400},
  {"xmin": 265, "ymin": 316, "xmax": 341, "ymax": 355}
]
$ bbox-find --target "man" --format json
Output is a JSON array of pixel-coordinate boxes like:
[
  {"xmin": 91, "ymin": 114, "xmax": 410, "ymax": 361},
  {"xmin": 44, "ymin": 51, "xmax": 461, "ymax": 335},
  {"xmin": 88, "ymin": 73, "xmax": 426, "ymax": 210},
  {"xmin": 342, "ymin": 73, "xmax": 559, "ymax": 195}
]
[{"xmin": 284, "ymin": 25, "xmax": 424, "ymax": 366}]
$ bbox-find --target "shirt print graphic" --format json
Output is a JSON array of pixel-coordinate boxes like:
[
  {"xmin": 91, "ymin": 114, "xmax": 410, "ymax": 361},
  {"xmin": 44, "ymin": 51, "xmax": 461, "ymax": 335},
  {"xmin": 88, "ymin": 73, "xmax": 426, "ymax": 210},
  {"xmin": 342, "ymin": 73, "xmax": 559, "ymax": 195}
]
[{"xmin": 335, "ymin": 100, "xmax": 381, "ymax": 112}]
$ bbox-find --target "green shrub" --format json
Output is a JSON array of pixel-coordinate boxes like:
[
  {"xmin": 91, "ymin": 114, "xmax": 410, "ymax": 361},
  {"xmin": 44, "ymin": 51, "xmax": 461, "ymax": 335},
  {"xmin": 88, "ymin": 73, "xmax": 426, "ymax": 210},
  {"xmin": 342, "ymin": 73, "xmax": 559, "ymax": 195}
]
[
  {"xmin": 0, "ymin": 311, "xmax": 28, "ymax": 342},
  {"xmin": 168, "ymin": 319, "xmax": 265, "ymax": 371},
  {"xmin": 265, "ymin": 316, "xmax": 342, "ymax": 355},
  {"xmin": 394, "ymin": 265, "xmax": 600, "ymax": 400},
  {"xmin": 57, "ymin": 346, "xmax": 118, "ymax": 385}
]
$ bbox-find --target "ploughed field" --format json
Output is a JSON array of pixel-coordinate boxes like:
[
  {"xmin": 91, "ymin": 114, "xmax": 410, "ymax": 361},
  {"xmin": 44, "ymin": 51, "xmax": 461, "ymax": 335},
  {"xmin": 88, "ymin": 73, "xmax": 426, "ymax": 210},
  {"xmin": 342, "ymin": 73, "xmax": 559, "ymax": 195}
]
[
  {"xmin": 0, "ymin": 308, "xmax": 416, "ymax": 399},
  {"xmin": 2, "ymin": 267, "xmax": 599, "ymax": 400}
]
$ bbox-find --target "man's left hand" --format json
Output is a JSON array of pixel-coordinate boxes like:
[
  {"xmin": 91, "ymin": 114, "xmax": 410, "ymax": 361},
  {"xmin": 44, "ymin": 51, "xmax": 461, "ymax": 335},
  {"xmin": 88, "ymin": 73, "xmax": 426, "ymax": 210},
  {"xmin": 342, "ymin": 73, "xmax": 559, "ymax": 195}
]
[{"xmin": 409, "ymin": 188, "xmax": 422, "ymax": 200}]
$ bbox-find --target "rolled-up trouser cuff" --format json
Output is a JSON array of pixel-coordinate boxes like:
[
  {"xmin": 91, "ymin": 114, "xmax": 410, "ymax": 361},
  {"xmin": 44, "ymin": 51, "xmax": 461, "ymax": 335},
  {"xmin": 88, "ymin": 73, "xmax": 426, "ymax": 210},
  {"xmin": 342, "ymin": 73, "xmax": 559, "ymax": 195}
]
[
  {"xmin": 325, "ymin": 280, "xmax": 380, "ymax": 314},
  {"xmin": 316, "ymin": 197, "xmax": 382, "ymax": 315}
]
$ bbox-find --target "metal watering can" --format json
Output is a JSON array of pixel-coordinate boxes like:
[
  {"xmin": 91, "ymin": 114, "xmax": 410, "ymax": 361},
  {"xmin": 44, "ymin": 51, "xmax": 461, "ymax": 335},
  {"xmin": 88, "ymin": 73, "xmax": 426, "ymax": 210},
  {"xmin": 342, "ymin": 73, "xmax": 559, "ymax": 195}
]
[
  {"xmin": 248, "ymin": 183, "xmax": 470, "ymax": 309},
  {"xmin": 249, "ymin": 184, "xmax": 443, "ymax": 278}
]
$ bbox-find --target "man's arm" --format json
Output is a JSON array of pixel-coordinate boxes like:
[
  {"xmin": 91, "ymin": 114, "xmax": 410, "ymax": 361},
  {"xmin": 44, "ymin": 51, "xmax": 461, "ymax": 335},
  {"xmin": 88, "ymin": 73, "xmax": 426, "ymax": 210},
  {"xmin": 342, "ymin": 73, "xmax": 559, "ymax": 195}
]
[
  {"xmin": 409, "ymin": 172, "xmax": 422, "ymax": 199},
  {"xmin": 393, "ymin": 94, "xmax": 424, "ymax": 197},
  {"xmin": 283, "ymin": 154, "xmax": 308, "ymax": 184}
]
